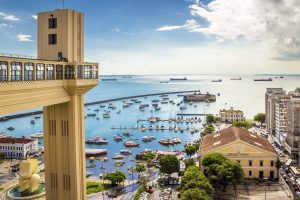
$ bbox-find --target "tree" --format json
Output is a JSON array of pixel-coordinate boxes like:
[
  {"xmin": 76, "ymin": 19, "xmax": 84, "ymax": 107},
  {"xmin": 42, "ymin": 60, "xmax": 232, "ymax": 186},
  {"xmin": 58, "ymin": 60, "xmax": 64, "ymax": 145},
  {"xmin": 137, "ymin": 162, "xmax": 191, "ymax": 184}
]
[
  {"xmin": 206, "ymin": 115, "xmax": 216, "ymax": 124},
  {"xmin": 254, "ymin": 113, "xmax": 266, "ymax": 124},
  {"xmin": 184, "ymin": 158, "xmax": 195, "ymax": 169},
  {"xmin": 232, "ymin": 121, "xmax": 252, "ymax": 129},
  {"xmin": 180, "ymin": 188, "xmax": 211, "ymax": 200},
  {"xmin": 135, "ymin": 164, "xmax": 146, "ymax": 174},
  {"xmin": 159, "ymin": 155, "xmax": 180, "ymax": 175},
  {"xmin": 143, "ymin": 152, "xmax": 156, "ymax": 169},
  {"xmin": 275, "ymin": 158, "xmax": 282, "ymax": 180},
  {"xmin": 202, "ymin": 125, "xmax": 215, "ymax": 136},
  {"xmin": 185, "ymin": 145, "xmax": 196, "ymax": 157},
  {"xmin": 202, "ymin": 153, "xmax": 243, "ymax": 190},
  {"xmin": 0, "ymin": 152, "xmax": 5, "ymax": 160},
  {"xmin": 103, "ymin": 171, "xmax": 126, "ymax": 186}
]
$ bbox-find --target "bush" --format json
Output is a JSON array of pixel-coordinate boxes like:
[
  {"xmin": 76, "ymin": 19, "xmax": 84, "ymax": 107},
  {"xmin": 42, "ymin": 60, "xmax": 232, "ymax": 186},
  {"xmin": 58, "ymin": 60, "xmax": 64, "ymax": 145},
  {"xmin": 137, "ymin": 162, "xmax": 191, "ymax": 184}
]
[
  {"xmin": 184, "ymin": 158, "xmax": 195, "ymax": 170},
  {"xmin": 133, "ymin": 184, "xmax": 147, "ymax": 200},
  {"xmin": 86, "ymin": 181, "xmax": 104, "ymax": 194},
  {"xmin": 232, "ymin": 121, "xmax": 252, "ymax": 129}
]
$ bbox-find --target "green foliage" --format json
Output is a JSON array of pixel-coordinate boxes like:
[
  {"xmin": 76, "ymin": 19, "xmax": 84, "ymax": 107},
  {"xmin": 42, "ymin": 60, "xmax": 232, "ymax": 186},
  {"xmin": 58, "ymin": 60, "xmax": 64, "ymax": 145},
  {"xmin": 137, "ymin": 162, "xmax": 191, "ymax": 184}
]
[
  {"xmin": 232, "ymin": 121, "xmax": 252, "ymax": 129},
  {"xmin": 180, "ymin": 188, "xmax": 211, "ymax": 200},
  {"xmin": 202, "ymin": 125, "xmax": 215, "ymax": 136},
  {"xmin": 143, "ymin": 151, "xmax": 156, "ymax": 168},
  {"xmin": 103, "ymin": 171, "xmax": 126, "ymax": 186},
  {"xmin": 86, "ymin": 181, "xmax": 105, "ymax": 194},
  {"xmin": 184, "ymin": 158, "xmax": 196, "ymax": 169},
  {"xmin": 133, "ymin": 184, "xmax": 147, "ymax": 200},
  {"xmin": 202, "ymin": 153, "xmax": 243, "ymax": 190},
  {"xmin": 0, "ymin": 152, "xmax": 5, "ymax": 160},
  {"xmin": 254, "ymin": 113, "xmax": 266, "ymax": 124},
  {"xmin": 177, "ymin": 166, "xmax": 213, "ymax": 199},
  {"xmin": 185, "ymin": 145, "xmax": 196, "ymax": 157},
  {"xmin": 135, "ymin": 164, "xmax": 146, "ymax": 173},
  {"xmin": 159, "ymin": 155, "xmax": 180, "ymax": 175},
  {"xmin": 206, "ymin": 115, "xmax": 216, "ymax": 124}
]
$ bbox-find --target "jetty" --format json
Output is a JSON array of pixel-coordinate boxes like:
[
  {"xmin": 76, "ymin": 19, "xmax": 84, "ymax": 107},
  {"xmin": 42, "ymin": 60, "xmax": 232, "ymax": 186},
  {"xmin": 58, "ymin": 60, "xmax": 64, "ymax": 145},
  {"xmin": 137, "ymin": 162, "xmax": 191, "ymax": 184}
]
[{"xmin": 0, "ymin": 89, "xmax": 200, "ymax": 121}]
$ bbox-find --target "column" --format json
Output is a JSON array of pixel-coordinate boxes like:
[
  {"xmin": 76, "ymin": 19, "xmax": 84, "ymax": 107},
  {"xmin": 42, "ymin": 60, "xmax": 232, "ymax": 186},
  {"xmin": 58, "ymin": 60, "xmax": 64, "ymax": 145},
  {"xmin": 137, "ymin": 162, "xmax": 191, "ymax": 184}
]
[{"xmin": 43, "ymin": 94, "xmax": 86, "ymax": 200}]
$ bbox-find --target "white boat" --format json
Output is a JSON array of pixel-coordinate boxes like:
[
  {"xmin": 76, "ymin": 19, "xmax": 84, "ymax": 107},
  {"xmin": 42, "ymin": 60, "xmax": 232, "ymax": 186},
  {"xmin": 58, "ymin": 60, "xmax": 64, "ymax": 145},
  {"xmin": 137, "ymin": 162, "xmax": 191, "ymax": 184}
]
[
  {"xmin": 30, "ymin": 132, "xmax": 44, "ymax": 138},
  {"xmin": 123, "ymin": 103, "xmax": 130, "ymax": 107},
  {"xmin": 120, "ymin": 149, "xmax": 132, "ymax": 155},
  {"xmin": 112, "ymin": 153, "xmax": 124, "ymax": 159},
  {"xmin": 103, "ymin": 112, "xmax": 110, "ymax": 118},
  {"xmin": 142, "ymin": 136, "xmax": 151, "ymax": 142}
]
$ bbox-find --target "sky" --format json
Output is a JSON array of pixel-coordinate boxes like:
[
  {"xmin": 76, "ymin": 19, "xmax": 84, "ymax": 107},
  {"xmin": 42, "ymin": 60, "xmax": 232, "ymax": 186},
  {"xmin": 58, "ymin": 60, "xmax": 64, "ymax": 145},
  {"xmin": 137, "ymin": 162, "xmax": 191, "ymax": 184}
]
[{"xmin": 0, "ymin": 0, "xmax": 300, "ymax": 75}]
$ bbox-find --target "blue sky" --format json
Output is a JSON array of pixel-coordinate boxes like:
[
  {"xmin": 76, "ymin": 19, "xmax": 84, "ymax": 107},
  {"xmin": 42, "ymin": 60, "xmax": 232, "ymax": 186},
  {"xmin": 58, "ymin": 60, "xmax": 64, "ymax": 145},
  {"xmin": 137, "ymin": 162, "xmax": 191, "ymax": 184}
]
[{"xmin": 0, "ymin": 0, "xmax": 300, "ymax": 74}]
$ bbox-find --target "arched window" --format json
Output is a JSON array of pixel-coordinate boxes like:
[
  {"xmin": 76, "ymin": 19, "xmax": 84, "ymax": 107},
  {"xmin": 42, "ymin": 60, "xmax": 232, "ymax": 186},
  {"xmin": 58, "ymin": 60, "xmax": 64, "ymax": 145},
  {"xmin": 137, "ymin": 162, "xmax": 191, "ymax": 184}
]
[
  {"xmin": 0, "ymin": 61, "xmax": 8, "ymax": 81},
  {"xmin": 84, "ymin": 65, "xmax": 92, "ymax": 79},
  {"xmin": 36, "ymin": 64, "xmax": 45, "ymax": 80},
  {"xmin": 10, "ymin": 62, "xmax": 22, "ymax": 81},
  {"xmin": 46, "ymin": 64, "xmax": 54, "ymax": 80},
  {"xmin": 56, "ymin": 65, "xmax": 63, "ymax": 79},
  {"xmin": 24, "ymin": 62, "xmax": 34, "ymax": 80},
  {"xmin": 93, "ymin": 65, "xmax": 98, "ymax": 79},
  {"xmin": 65, "ymin": 65, "xmax": 75, "ymax": 79}
]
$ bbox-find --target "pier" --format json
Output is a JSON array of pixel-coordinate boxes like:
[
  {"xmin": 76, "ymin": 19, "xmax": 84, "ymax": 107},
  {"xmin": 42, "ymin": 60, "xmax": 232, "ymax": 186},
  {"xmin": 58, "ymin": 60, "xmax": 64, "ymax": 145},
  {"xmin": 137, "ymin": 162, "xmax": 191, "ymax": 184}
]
[{"xmin": 0, "ymin": 89, "xmax": 200, "ymax": 121}]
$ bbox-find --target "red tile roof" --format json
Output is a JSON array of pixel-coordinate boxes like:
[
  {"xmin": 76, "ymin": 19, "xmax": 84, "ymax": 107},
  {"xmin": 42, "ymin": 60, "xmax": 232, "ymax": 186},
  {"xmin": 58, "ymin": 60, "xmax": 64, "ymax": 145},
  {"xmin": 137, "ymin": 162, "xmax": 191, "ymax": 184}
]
[
  {"xmin": 0, "ymin": 137, "xmax": 35, "ymax": 144},
  {"xmin": 200, "ymin": 127, "xmax": 277, "ymax": 154}
]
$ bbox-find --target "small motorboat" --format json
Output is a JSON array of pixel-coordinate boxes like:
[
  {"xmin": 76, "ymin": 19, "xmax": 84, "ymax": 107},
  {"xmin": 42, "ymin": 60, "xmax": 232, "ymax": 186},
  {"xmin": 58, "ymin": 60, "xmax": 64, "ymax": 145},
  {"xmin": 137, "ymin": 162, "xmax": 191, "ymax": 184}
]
[
  {"xmin": 120, "ymin": 149, "xmax": 132, "ymax": 155},
  {"xmin": 114, "ymin": 160, "xmax": 125, "ymax": 167},
  {"xmin": 114, "ymin": 135, "xmax": 123, "ymax": 141},
  {"xmin": 112, "ymin": 154, "xmax": 124, "ymax": 160},
  {"xmin": 142, "ymin": 136, "xmax": 151, "ymax": 142},
  {"xmin": 124, "ymin": 140, "xmax": 140, "ymax": 147},
  {"xmin": 30, "ymin": 120, "xmax": 35, "ymax": 125},
  {"xmin": 7, "ymin": 127, "xmax": 14, "ymax": 131}
]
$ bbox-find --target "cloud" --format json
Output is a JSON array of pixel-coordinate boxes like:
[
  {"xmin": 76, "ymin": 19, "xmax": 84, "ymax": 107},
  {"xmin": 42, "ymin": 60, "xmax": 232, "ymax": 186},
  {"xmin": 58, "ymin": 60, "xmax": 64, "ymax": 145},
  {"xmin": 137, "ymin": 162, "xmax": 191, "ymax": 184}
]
[
  {"xmin": 32, "ymin": 15, "xmax": 38, "ymax": 20},
  {"xmin": 188, "ymin": 0, "xmax": 300, "ymax": 60},
  {"xmin": 156, "ymin": 19, "xmax": 200, "ymax": 31},
  {"xmin": 17, "ymin": 34, "xmax": 33, "ymax": 42},
  {"xmin": 0, "ymin": 12, "xmax": 19, "ymax": 21}
]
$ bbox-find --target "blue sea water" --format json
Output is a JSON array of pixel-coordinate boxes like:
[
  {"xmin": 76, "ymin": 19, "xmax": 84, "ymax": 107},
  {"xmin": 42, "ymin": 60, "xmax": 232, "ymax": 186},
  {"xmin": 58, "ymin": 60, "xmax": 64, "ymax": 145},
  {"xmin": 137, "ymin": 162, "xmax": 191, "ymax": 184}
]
[{"xmin": 0, "ymin": 74, "xmax": 299, "ymax": 178}]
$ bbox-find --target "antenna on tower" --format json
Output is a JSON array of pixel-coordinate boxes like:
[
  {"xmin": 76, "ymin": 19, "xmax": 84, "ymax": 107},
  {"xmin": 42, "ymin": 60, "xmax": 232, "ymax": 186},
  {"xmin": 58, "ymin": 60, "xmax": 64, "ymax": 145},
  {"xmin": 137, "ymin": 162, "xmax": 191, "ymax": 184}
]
[{"xmin": 62, "ymin": 0, "xmax": 65, "ymax": 9}]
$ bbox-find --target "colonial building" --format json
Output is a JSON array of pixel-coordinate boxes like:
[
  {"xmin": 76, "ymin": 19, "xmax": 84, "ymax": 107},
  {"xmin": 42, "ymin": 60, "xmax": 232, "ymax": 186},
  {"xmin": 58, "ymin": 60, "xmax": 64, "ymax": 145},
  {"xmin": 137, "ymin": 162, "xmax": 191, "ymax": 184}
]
[
  {"xmin": 0, "ymin": 137, "xmax": 38, "ymax": 159},
  {"xmin": 200, "ymin": 127, "xmax": 278, "ymax": 179},
  {"xmin": 219, "ymin": 107, "xmax": 245, "ymax": 123}
]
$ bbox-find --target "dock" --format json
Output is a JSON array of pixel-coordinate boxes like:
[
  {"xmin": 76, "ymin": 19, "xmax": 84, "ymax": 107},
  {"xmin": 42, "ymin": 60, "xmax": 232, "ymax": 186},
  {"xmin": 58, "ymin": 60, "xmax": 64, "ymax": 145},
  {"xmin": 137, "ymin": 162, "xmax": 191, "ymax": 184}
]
[
  {"xmin": 177, "ymin": 113, "xmax": 212, "ymax": 116},
  {"xmin": 0, "ymin": 89, "xmax": 200, "ymax": 121}
]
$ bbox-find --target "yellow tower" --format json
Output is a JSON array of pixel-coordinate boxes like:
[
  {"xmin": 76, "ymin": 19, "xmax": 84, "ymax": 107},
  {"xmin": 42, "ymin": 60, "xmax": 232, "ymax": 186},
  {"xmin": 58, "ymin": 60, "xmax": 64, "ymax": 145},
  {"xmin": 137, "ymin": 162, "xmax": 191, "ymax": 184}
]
[{"xmin": 0, "ymin": 9, "xmax": 98, "ymax": 200}]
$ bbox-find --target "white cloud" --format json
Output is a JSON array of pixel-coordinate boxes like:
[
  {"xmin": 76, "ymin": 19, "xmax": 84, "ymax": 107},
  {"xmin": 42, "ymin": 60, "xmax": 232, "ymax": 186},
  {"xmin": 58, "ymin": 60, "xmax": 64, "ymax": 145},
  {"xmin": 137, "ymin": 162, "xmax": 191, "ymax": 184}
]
[
  {"xmin": 32, "ymin": 15, "xmax": 38, "ymax": 20},
  {"xmin": 17, "ymin": 34, "xmax": 33, "ymax": 42},
  {"xmin": 0, "ymin": 12, "xmax": 19, "ymax": 21},
  {"xmin": 189, "ymin": 0, "xmax": 300, "ymax": 60},
  {"xmin": 156, "ymin": 19, "xmax": 200, "ymax": 31}
]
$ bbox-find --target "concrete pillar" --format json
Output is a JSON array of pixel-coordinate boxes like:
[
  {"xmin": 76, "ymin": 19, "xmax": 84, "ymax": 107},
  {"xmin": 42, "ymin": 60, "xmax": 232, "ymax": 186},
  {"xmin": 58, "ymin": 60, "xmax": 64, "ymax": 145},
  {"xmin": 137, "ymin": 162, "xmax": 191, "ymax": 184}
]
[{"xmin": 43, "ymin": 94, "xmax": 86, "ymax": 200}]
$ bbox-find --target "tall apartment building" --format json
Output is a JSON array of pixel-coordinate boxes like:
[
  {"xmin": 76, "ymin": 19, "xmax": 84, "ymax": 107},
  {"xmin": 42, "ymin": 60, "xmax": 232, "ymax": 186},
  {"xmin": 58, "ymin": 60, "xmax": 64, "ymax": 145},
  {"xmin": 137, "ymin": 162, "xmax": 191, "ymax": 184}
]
[
  {"xmin": 274, "ymin": 95, "xmax": 289, "ymax": 148},
  {"xmin": 285, "ymin": 91, "xmax": 300, "ymax": 159}
]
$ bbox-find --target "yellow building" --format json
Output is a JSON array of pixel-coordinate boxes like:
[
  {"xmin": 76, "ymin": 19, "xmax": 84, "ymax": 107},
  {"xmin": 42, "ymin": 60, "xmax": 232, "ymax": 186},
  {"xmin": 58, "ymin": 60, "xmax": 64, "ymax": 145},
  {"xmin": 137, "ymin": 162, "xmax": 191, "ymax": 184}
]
[
  {"xmin": 219, "ymin": 107, "xmax": 245, "ymax": 123},
  {"xmin": 200, "ymin": 127, "xmax": 279, "ymax": 179},
  {"xmin": 0, "ymin": 9, "xmax": 98, "ymax": 200}
]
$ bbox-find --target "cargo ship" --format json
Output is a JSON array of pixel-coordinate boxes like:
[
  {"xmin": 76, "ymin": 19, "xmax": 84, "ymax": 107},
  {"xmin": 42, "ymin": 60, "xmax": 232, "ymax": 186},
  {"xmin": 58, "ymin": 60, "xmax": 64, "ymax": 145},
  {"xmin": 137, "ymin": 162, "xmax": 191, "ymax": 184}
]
[
  {"xmin": 170, "ymin": 77, "xmax": 187, "ymax": 81},
  {"xmin": 253, "ymin": 78, "xmax": 272, "ymax": 81}
]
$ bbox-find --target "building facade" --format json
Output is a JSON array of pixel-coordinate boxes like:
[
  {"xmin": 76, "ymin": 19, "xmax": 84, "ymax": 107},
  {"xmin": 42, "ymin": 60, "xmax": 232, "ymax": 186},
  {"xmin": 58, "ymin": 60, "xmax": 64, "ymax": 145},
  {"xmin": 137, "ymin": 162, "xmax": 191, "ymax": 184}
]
[
  {"xmin": 200, "ymin": 127, "xmax": 279, "ymax": 179},
  {"xmin": 0, "ymin": 137, "xmax": 38, "ymax": 159},
  {"xmin": 219, "ymin": 107, "xmax": 245, "ymax": 123}
]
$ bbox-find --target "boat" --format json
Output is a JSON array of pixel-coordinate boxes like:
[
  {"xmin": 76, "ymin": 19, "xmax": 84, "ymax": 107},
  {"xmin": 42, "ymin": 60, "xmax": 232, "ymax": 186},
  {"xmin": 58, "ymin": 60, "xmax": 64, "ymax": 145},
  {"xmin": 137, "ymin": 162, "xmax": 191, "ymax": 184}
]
[
  {"xmin": 142, "ymin": 136, "xmax": 151, "ymax": 142},
  {"xmin": 253, "ymin": 78, "xmax": 273, "ymax": 81},
  {"xmin": 280, "ymin": 76, "xmax": 284, "ymax": 79},
  {"xmin": 103, "ymin": 112, "xmax": 110, "ymax": 118},
  {"xmin": 139, "ymin": 106, "xmax": 145, "ymax": 111},
  {"xmin": 112, "ymin": 154, "xmax": 124, "ymax": 159},
  {"xmin": 141, "ymin": 127, "xmax": 146, "ymax": 132},
  {"xmin": 100, "ymin": 105, "xmax": 106, "ymax": 108},
  {"xmin": 87, "ymin": 113, "xmax": 97, "ymax": 117},
  {"xmin": 30, "ymin": 132, "xmax": 44, "ymax": 138},
  {"xmin": 7, "ymin": 127, "xmax": 14, "ymax": 131},
  {"xmin": 154, "ymin": 107, "xmax": 161, "ymax": 111},
  {"xmin": 152, "ymin": 99, "xmax": 160, "ymax": 103},
  {"xmin": 124, "ymin": 140, "xmax": 140, "ymax": 147},
  {"xmin": 86, "ymin": 136, "xmax": 108, "ymax": 145},
  {"xmin": 159, "ymin": 139, "xmax": 174, "ymax": 145},
  {"xmin": 180, "ymin": 106, "xmax": 187, "ymax": 110},
  {"xmin": 114, "ymin": 135, "xmax": 123, "ymax": 141},
  {"xmin": 141, "ymin": 104, "xmax": 149, "ymax": 107},
  {"xmin": 170, "ymin": 77, "xmax": 187, "ymax": 81},
  {"xmin": 30, "ymin": 120, "xmax": 35, "ymax": 124},
  {"xmin": 172, "ymin": 137, "xmax": 181, "ymax": 144},
  {"xmin": 120, "ymin": 149, "xmax": 132, "ymax": 155},
  {"xmin": 86, "ymin": 171, "xmax": 92, "ymax": 178},
  {"xmin": 117, "ymin": 110, "xmax": 121, "ymax": 114},
  {"xmin": 212, "ymin": 79, "xmax": 222, "ymax": 82},
  {"xmin": 230, "ymin": 77, "xmax": 242, "ymax": 80},
  {"xmin": 34, "ymin": 115, "xmax": 41, "ymax": 119},
  {"xmin": 101, "ymin": 78, "xmax": 117, "ymax": 81},
  {"xmin": 123, "ymin": 103, "xmax": 131, "ymax": 107},
  {"xmin": 108, "ymin": 104, "xmax": 116, "ymax": 109},
  {"xmin": 85, "ymin": 149, "xmax": 107, "ymax": 157},
  {"xmin": 161, "ymin": 101, "xmax": 168, "ymax": 104},
  {"xmin": 160, "ymin": 81, "xmax": 169, "ymax": 83},
  {"xmin": 94, "ymin": 108, "xmax": 100, "ymax": 112},
  {"xmin": 123, "ymin": 132, "xmax": 131, "ymax": 137},
  {"xmin": 114, "ymin": 160, "xmax": 125, "ymax": 167}
]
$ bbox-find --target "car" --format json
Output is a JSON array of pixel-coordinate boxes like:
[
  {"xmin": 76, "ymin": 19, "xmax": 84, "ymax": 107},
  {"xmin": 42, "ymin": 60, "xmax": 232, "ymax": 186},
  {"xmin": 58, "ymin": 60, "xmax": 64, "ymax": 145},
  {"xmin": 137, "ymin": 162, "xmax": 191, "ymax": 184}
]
[
  {"xmin": 293, "ymin": 186, "xmax": 299, "ymax": 191},
  {"xmin": 279, "ymin": 153, "xmax": 285, "ymax": 157}
]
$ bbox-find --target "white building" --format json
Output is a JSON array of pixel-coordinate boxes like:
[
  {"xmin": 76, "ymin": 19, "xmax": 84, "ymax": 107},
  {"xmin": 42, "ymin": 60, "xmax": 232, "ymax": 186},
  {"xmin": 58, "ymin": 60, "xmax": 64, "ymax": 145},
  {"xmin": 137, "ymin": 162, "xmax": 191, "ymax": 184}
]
[
  {"xmin": 219, "ymin": 107, "xmax": 245, "ymax": 123},
  {"xmin": 274, "ymin": 96, "xmax": 289, "ymax": 148},
  {"xmin": 0, "ymin": 137, "xmax": 38, "ymax": 159}
]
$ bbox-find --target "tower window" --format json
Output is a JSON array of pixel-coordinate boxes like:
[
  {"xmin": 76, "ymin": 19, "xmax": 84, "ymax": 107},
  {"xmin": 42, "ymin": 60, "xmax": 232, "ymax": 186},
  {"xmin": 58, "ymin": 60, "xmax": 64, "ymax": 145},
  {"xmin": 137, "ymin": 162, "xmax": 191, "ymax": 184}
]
[
  {"xmin": 48, "ymin": 34, "xmax": 57, "ymax": 45},
  {"xmin": 49, "ymin": 18, "xmax": 57, "ymax": 29}
]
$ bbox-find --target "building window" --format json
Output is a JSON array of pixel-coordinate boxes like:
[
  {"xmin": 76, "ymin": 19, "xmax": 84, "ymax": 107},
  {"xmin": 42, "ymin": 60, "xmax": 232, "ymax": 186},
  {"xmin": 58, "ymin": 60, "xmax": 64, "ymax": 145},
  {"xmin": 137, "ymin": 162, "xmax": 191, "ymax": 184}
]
[
  {"xmin": 84, "ymin": 65, "xmax": 92, "ymax": 79},
  {"xmin": 260, "ymin": 160, "xmax": 263, "ymax": 167},
  {"xmin": 271, "ymin": 161, "xmax": 274, "ymax": 167},
  {"xmin": 249, "ymin": 160, "xmax": 252, "ymax": 166},
  {"xmin": 24, "ymin": 63, "xmax": 34, "ymax": 80},
  {"xmin": 48, "ymin": 34, "xmax": 57, "ymax": 45},
  {"xmin": 77, "ymin": 65, "xmax": 83, "ymax": 79},
  {"xmin": 237, "ymin": 160, "xmax": 240, "ymax": 164},
  {"xmin": 10, "ymin": 62, "xmax": 22, "ymax": 81},
  {"xmin": 0, "ymin": 61, "xmax": 8, "ymax": 81},
  {"xmin": 36, "ymin": 64, "xmax": 45, "ymax": 80},
  {"xmin": 46, "ymin": 64, "xmax": 54, "ymax": 80},
  {"xmin": 93, "ymin": 66, "xmax": 98, "ymax": 79},
  {"xmin": 65, "ymin": 65, "xmax": 75, "ymax": 79},
  {"xmin": 49, "ymin": 18, "xmax": 57, "ymax": 29},
  {"xmin": 56, "ymin": 65, "xmax": 63, "ymax": 79}
]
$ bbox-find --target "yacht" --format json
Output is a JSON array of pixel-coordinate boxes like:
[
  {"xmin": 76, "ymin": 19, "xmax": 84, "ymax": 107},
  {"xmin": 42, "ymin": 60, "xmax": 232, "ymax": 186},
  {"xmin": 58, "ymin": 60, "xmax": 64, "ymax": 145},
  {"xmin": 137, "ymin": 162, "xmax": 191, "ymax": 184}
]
[
  {"xmin": 112, "ymin": 154, "xmax": 124, "ymax": 159},
  {"xmin": 30, "ymin": 132, "xmax": 44, "ymax": 138},
  {"xmin": 142, "ymin": 136, "xmax": 151, "ymax": 142},
  {"xmin": 120, "ymin": 149, "xmax": 132, "ymax": 155},
  {"xmin": 124, "ymin": 140, "xmax": 140, "ymax": 147},
  {"xmin": 113, "ymin": 135, "xmax": 123, "ymax": 141},
  {"xmin": 86, "ymin": 136, "xmax": 108, "ymax": 145}
]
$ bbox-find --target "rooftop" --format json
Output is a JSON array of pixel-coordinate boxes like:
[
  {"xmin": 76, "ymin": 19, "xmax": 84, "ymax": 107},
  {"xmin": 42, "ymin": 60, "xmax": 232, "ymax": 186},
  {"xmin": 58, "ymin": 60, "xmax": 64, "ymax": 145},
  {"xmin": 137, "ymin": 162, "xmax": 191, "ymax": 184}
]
[
  {"xmin": 200, "ymin": 127, "xmax": 277, "ymax": 154},
  {"xmin": 0, "ymin": 137, "xmax": 35, "ymax": 144}
]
